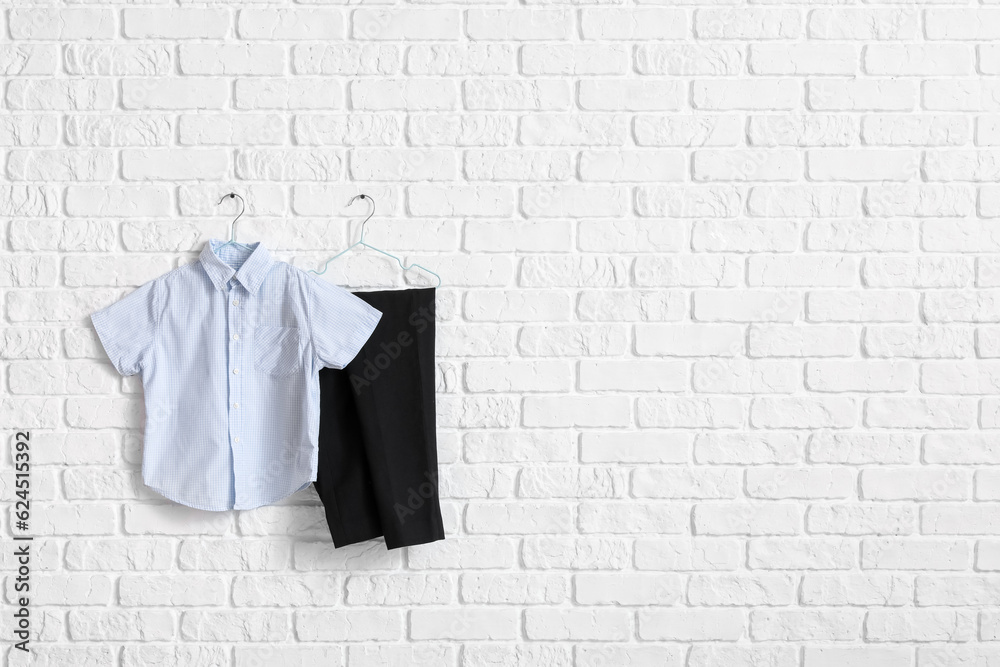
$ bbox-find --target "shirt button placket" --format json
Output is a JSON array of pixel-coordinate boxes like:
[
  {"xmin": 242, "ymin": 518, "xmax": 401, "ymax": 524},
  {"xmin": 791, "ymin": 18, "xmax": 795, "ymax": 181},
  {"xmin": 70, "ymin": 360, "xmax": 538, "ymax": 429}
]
[{"xmin": 229, "ymin": 286, "xmax": 243, "ymax": 508}]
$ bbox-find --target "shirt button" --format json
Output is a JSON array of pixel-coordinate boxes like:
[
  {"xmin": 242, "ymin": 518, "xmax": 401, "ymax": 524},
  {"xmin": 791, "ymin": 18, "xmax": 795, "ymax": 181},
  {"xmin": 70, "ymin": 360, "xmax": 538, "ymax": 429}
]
[
  {"xmin": 233, "ymin": 299, "xmax": 240, "ymax": 306},
  {"xmin": 233, "ymin": 402, "xmax": 239, "ymax": 409},
  {"xmin": 234, "ymin": 437, "xmax": 241, "ymax": 443},
  {"xmin": 233, "ymin": 334, "xmax": 239, "ymax": 341},
  {"xmin": 233, "ymin": 368, "xmax": 239, "ymax": 375}
]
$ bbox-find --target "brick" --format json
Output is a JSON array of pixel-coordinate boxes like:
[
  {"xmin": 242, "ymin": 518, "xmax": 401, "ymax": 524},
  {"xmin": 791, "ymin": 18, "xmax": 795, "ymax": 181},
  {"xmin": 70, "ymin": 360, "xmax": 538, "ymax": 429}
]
[
  {"xmin": 25, "ymin": 574, "xmax": 113, "ymax": 606},
  {"xmin": 809, "ymin": 80, "xmax": 916, "ymax": 111},
  {"xmin": 581, "ymin": 8, "xmax": 686, "ymax": 39},
  {"xmin": 293, "ymin": 45, "xmax": 398, "ymax": 76},
  {"xmin": 639, "ymin": 609, "xmax": 745, "ymax": 641},
  {"xmin": 519, "ymin": 324, "xmax": 628, "ymax": 356},
  {"xmin": 638, "ymin": 397, "xmax": 744, "ymax": 428},
  {"xmin": 7, "ymin": 80, "xmax": 114, "ymax": 111},
  {"xmin": 696, "ymin": 9, "xmax": 801, "ymax": 39},
  {"xmin": 917, "ymin": 648, "xmax": 1000, "ymax": 667},
  {"xmin": 864, "ymin": 326, "xmax": 973, "ymax": 359},
  {"xmin": 863, "ymin": 257, "xmax": 972, "ymax": 288},
  {"xmin": 923, "ymin": 504, "xmax": 1000, "ymax": 535},
  {"xmin": 465, "ymin": 150, "xmax": 571, "ymax": 182},
  {"xmin": 806, "ymin": 360, "xmax": 914, "ymax": 392},
  {"xmin": 182, "ymin": 611, "xmax": 289, "ymax": 642},
  {"xmin": 179, "ymin": 44, "xmax": 285, "ymax": 76},
  {"xmin": 581, "ymin": 432, "xmax": 691, "ymax": 464},
  {"xmin": 66, "ymin": 539, "xmax": 174, "ymax": 571},
  {"xmin": 120, "ymin": 575, "xmax": 227, "ymax": 606},
  {"xmin": 66, "ymin": 115, "xmax": 172, "ymax": 147},
  {"xmin": 519, "ymin": 466, "xmax": 626, "ymax": 499},
  {"xmin": 525, "ymin": 608, "xmax": 630, "ymax": 641},
  {"xmin": 69, "ymin": 610, "xmax": 174, "ymax": 641},
  {"xmin": 800, "ymin": 574, "xmax": 912, "ymax": 606},
  {"xmin": 865, "ymin": 609, "xmax": 976, "ymax": 642},
  {"xmin": 296, "ymin": 114, "xmax": 400, "ymax": 146},
  {"xmin": 748, "ymin": 185, "xmax": 858, "ymax": 218},
  {"xmin": 124, "ymin": 505, "xmax": 233, "ymax": 536},
  {"xmin": 635, "ymin": 114, "xmax": 742, "ymax": 146},
  {"xmin": 577, "ymin": 290, "xmax": 686, "ymax": 322},
  {"xmin": 750, "ymin": 397, "xmax": 857, "ymax": 428},
  {"xmin": 521, "ymin": 45, "xmax": 628, "ymax": 76},
  {"xmin": 636, "ymin": 324, "xmax": 743, "ymax": 357},
  {"xmin": 750, "ymin": 44, "xmax": 857, "ymax": 75},
  {"xmin": 579, "ymin": 646, "xmax": 683, "ymax": 667},
  {"xmin": 808, "ymin": 504, "xmax": 915, "ymax": 536},
  {"xmin": 748, "ymin": 538, "xmax": 856, "ymax": 570},
  {"xmin": 580, "ymin": 502, "xmax": 688, "ymax": 534},
  {"xmin": 34, "ymin": 504, "xmax": 115, "ymax": 536},
  {"xmin": 694, "ymin": 80, "xmax": 799, "ymax": 111},
  {"xmin": 749, "ymin": 115, "xmax": 855, "ymax": 147},
  {"xmin": 688, "ymin": 573, "xmax": 797, "ymax": 606},
  {"xmin": 863, "ymin": 538, "xmax": 970, "ymax": 571},
  {"xmin": 809, "ymin": 9, "xmax": 917, "ymax": 40},
  {"xmin": 574, "ymin": 573, "xmax": 681, "ymax": 605},
  {"xmin": 866, "ymin": 45, "xmax": 972, "ymax": 76},
  {"xmin": 865, "ymin": 397, "xmax": 975, "ymax": 429},
  {"xmin": 461, "ymin": 573, "xmax": 567, "ymax": 605},
  {"xmin": 411, "ymin": 609, "xmax": 516, "ymax": 640},
  {"xmin": 0, "ymin": 46, "xmax": 58, "ymax": 76},
  {"xmin": 238, "ymin": 9, "xmax": 344, "ymax": 40},
  {"xmin": 466, "ymin": 502, "xmax": 572, "ymax": 534},
  {"xmin": 751, "ymin": 609, "xmax": 861, "ymax": 641},
  {"xmin": 691, "ymin": 647, "xmax": 798, "ymax": 667},
  {"xmin": 580, "ymin": 360, "xmax": 686, "ymax": 392},
  {"xmin": 122, "ymin": 79, "xmax": 228, "ymax": 110},
  {"xmin": 863, "ymin": 114, "xmax": 969, "ymax": 147},
  {"xmin": 520, "ymin": 113, "xmax": 625, "ymax": 143},
  {"xmin": 123, "ymin": 9, "xmax": 229, "ymax": 38},
  {"xmin": 636, "ymin": 538, "xmax": 742, "ymax": 571},
  {"xmin": 348, "ymin": 646, "xmax": 453, "ymax": 667},
  {"xmin": 696, "ymin": 433, "xmax": 804, "ymax": 464},
  {"xmin": 236, "ymin": 79, "xmax": 342, "ymax": 109},
  {"xmin": 466, "ymin": 9, "xmax": 570, "ymax": 40},
  {"xmin": 633, "ymin": 468, "xmax": 740, "ymax": 499},
  {"xmin": 580, "ymin": 80, "xmax": 683, "ymax": 112},
  {"xmin": 352, "ymin": 80, "xmax": 456, "ymax": 111},
  {"xmin": 694, "ymin": 503, "xmax": 800, "ymax": 536},
  {"xmin": 465, "ymin": 431, "xmax": 574, "ymax": 463},
  {"xmin": 235, "ymin": 575, "xmax": 341, "ymax": 606},
  {"xmin": 746, "ymin": 468, "xmax": 854, "ymax": 500},
  {"xmin": 124, "ymin": 646, "xmax": 229, "ymax": 667}
]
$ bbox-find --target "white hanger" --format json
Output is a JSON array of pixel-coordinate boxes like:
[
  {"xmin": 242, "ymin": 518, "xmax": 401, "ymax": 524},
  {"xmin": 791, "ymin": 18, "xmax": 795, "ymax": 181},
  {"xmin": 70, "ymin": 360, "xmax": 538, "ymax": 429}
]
[
  {"xmin": 215, "ymin": 193, "xmax": 254, "ymax": 252},
  {"xmin": 309, "ymin": 194, "xmax": 442, "ymax": 288}
]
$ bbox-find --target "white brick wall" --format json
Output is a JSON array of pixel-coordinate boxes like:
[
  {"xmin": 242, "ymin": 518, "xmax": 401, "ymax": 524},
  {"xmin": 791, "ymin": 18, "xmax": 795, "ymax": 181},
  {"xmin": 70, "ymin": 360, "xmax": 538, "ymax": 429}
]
[{"xmin": 2, "ymin": 3, "xmax": 999, "ymax": 665}]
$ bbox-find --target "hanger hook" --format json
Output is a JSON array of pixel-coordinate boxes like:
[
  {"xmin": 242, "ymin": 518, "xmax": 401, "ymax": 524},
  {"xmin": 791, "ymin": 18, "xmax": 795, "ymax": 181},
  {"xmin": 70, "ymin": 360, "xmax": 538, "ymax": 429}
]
[
  {"xmin": 347, "ymin": 194, "xmax": 375, "ymax": 242},
  {"xmin": 217, "ymin": 192, "xmax": 245, "ymax": 243}
]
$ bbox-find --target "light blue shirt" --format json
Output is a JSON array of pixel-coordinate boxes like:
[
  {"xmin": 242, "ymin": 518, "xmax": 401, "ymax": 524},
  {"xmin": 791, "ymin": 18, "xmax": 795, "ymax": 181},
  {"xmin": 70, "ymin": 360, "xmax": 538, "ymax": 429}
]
[{"xmin": 91, "ymin": 240, "xmax": 382, "ymax": 511}]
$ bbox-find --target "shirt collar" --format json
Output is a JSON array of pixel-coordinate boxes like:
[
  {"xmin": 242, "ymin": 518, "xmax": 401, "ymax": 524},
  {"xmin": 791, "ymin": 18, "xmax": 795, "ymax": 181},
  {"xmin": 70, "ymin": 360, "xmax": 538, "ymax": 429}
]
[{"xmin": 199, "ymin": 240, "xmax": 274, "ymax": 295}]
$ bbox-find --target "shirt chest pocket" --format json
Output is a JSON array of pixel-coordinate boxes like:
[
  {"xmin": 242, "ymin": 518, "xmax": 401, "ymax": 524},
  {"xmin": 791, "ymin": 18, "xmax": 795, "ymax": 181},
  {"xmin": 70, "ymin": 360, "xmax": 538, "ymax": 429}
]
[{"xmin": 254, "ymin": 326, "xmax": 303, "ymax": 376}]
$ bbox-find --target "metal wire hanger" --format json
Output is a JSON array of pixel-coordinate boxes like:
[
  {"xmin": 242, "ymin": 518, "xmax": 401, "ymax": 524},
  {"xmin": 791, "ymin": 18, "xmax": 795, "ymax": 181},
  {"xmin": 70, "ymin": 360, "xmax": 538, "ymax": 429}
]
[
  {"xmin": 309, "ymin": 194, "xmax": 442, "ymax": 288},
  {"xmin": 215, "ymin": 193, "xmax": 255, "ymax": 252}
]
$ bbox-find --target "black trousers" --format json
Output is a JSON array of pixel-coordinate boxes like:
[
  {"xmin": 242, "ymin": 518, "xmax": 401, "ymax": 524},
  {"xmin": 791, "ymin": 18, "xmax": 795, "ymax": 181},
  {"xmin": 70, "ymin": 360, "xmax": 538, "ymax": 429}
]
[{"xmin": 314, "ymin": 288, "xmax": 444, "ymax": 550}]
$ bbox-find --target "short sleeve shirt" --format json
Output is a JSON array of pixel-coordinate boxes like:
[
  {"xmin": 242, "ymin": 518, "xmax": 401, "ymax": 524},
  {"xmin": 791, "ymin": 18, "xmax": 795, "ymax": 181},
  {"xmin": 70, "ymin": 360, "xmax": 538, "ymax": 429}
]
[{"xmin": 91, "ymin": 240, "xmax": 382, "ymax": 511}]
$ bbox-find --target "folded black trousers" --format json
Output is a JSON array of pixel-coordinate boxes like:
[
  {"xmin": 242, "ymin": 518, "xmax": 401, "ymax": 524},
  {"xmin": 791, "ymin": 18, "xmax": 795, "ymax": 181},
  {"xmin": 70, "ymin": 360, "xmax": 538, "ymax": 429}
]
[{"xmin": 314, "ymin": 287, "xmax": 445, "ymax": 550}]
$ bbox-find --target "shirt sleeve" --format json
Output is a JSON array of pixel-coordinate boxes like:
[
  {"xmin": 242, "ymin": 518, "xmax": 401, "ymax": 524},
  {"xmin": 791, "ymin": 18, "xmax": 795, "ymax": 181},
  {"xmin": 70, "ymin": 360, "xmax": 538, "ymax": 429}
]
[
  {"xmin": 90, "ymin": 279, "xmax": 160, "ymax": 377},
  {"xmin": 307, "ymin": 277, "xmax": 382, "ymax": 369}
]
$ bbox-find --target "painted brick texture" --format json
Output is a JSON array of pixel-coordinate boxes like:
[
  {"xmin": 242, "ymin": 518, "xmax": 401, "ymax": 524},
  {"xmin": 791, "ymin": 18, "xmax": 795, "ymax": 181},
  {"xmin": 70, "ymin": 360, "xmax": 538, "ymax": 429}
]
[{"xmin": 2, "ymin": 4, "xmax": 1000, "ymax": 666}]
